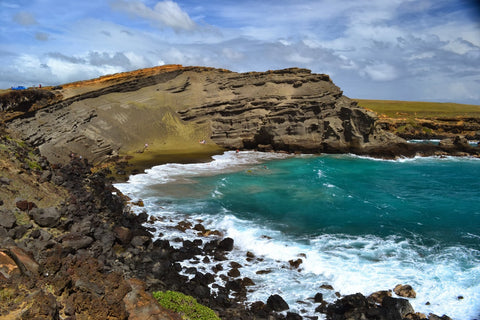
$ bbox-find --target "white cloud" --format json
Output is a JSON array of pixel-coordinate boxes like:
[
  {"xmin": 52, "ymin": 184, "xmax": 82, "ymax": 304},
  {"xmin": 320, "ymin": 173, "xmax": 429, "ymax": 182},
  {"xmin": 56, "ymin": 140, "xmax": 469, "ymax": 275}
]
[
  {"xmin": 362, "ymin": 63, "xmax": 398, "ymax": 81},
  {"xmin": 111, "ymin": 0, "xmax": 196, "ymax": 31}
]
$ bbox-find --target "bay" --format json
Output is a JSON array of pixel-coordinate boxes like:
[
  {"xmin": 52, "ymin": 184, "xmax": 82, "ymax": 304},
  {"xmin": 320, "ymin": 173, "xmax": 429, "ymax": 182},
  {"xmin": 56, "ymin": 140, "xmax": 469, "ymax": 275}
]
[{"xmin": 116, "ymin": 152, "xmax": 480, "ymax": 319}]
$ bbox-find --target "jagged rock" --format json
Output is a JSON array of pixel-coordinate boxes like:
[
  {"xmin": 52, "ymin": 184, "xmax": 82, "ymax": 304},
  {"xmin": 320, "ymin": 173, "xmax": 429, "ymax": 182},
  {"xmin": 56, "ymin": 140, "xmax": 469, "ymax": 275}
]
[
  {"xmin": 314, "ymin": 292, "xmax": 324, "ymax": 303},
  {"xmin": 428, "ymin": 314, "xmax": 452, "ymax": 320},
  {"xmin": 29, "ymin": 207, "xmax": 61, "ymax": 227},
  {"xmin": 217, "ymin": 237, "xmax": 234, "ymax": 251},
  {"xmin": 382, "ymin": 296, "xmax": 415, "ymax": 319},
  {"xmin": 286, "ymin": 311, "xmax": 303, "ymax": 320},
  {"xmin": 393, "ymin": 284, "xmax": 416, "ymax": 298},
  {"xmin": 267, "ymin": 294, "xmax": 289, "ymax": 312},
  {"xmin": 289, "ymin": 258, "xmax": 303, "ymax": 269},
  {"xmin": 368, "ymin": 290, "xmax": 392, "ymax": 304}
]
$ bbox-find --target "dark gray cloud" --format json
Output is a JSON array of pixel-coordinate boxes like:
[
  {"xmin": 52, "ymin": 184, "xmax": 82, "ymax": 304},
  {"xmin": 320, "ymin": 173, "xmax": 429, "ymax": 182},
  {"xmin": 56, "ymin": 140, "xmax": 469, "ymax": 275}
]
[{"xmin": 88, "ymin": 51, "xmax": 131, "ymax": 67}]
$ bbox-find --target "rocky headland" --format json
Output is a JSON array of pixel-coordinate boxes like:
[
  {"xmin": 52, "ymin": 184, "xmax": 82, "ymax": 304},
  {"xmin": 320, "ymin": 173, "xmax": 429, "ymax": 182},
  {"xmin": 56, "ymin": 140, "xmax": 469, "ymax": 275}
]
[
  {"xmin": 0, "ymin": 65, "xmax": 472, "ymax": 319},
  {"xmin": 2, "ymin": 65, "xmax": 477, "ymax": 174}
]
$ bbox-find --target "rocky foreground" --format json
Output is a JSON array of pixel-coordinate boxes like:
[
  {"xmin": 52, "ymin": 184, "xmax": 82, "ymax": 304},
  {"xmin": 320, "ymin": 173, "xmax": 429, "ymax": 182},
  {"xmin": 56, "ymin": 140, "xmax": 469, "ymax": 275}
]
[{"xmin": 0, "ymin": 122, "xmax": 454, "ymax": 320}]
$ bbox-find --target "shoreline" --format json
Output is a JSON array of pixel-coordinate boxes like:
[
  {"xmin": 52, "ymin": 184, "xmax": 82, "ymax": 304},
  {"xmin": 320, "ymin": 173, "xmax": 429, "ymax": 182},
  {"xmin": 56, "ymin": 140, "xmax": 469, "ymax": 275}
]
[{"xmin": 116, "ymin": 151, "xmax": 476, "ymax": 319}]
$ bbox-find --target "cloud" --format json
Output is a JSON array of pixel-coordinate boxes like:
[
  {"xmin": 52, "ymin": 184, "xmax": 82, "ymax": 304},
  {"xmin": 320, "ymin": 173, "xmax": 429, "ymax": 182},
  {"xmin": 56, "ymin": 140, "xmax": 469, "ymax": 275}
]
[
  {"xmin": 362, "ymin": 63, "xmax": 398, "ymax": 81},
  {"xmin": 12, "ymin": 11, "xmax": 37, "ymax": 26},
  {"xmin": 111, "ymin": 0, "xmax": 196, "ymax": 31}
]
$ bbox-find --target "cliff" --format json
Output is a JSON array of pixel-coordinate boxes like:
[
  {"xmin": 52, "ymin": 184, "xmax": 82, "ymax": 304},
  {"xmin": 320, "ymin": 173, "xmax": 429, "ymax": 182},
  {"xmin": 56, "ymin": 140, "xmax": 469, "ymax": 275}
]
[{"xmin": 2, "ymin": 66, "xmax": 407, "ymax": 169}]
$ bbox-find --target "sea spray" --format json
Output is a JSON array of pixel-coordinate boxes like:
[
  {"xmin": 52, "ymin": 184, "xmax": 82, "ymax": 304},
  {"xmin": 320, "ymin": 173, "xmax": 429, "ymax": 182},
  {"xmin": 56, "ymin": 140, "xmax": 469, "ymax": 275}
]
[{"xmin": 116, "ymin": 152, "xmax": 480, "ymax": 319}]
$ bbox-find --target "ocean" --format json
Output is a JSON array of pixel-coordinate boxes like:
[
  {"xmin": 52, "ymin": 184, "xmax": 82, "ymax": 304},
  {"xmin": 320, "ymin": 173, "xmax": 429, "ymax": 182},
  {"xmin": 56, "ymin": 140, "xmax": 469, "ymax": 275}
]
[{"xmin": 115, "ymin": 151, "xmax": 480, "ymax": 319}]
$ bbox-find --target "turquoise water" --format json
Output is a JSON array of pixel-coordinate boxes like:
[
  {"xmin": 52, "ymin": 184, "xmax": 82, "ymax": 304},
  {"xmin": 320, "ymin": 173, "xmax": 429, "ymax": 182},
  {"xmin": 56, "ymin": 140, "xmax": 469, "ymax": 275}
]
[
  {"xmin": 204, "ymin": 155, "xmax": 480, "ymax": 248},
  {"xmin": 116, "ymin": 152, "xmax": 480, "ymax": 319}
]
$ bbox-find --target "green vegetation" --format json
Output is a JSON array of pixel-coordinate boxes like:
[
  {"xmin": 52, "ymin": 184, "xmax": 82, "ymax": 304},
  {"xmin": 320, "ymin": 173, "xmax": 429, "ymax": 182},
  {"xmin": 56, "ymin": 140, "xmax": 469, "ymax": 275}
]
[
  {"xmin": 152, "ymin": 291, "xmax": 220, "ymax": 320},
  {"xmin": 0, "ymin": 288, "xmax": 15, "ymax": 302},
  {"xmin": 356, "ymin": 99, "xmax": 480, "ymax": 119}
]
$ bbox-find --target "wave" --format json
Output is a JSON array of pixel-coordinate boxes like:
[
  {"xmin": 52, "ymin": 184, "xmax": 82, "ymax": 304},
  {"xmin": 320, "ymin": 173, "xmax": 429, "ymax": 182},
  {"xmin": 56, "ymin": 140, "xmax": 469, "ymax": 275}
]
[{"xmin": 115, "ymin": 151, "xmax": 480, "ymax": 319}]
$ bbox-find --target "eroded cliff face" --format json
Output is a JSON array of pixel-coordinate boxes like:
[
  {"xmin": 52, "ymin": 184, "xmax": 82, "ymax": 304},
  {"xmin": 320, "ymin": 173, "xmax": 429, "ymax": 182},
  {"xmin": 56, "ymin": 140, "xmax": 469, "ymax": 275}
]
[
  {"xmin": 4, "ymin": 65, "xmax": 404, "ymax": 165},
  {"xmin": 177, "ymin": 68, "xmax": 402, "ymax": 153}
]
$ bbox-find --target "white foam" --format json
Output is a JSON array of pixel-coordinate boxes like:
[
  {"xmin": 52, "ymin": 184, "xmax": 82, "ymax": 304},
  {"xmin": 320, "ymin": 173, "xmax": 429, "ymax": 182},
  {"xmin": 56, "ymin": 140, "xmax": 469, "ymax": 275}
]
[
  {"xmin": 116, "ymin": 151, "xmax": 291, "ymax": 196},
  {"xmin": 115, "ymin": 151, "xmax": 480, "ymax": 320},
  {"xmin": 136, "ymin": 201, "xmax": 480, "ymax": 319}
]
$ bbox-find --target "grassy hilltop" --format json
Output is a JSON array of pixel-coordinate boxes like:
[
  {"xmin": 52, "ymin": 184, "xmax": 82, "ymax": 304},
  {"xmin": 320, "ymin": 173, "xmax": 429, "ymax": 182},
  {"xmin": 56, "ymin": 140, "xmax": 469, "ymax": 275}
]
[{"xmin": 356, "ymin": 99, "xmax": 480, "ymax": 139}]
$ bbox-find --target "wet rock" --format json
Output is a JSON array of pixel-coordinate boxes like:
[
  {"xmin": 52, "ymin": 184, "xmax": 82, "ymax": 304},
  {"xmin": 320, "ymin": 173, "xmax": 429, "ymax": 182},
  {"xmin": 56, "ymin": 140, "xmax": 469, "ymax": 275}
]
[
  {"xmin": 29, "ymin": 207, "xmax": 61, "ymax": 227},
  {"xmin": 382, "ymin": 296, "xmax": 415, "ymax": 319},
  {"xmin": 393, "ymin": 284, "xmax": 416, "ymax": 298},
  {"xmin": 368, "ymin": 290, "xmax": 392, "ymax": 304},
  {"xmin": 286, "ymin": 311, "xmax": 303, "ymax": 320},
  {"xmin": 0, "ymin": 210, "xmax": 16, "ymax": 229},
  {"xmin": 218, "ymin": 237, "xmax": 234, "ymax": 251},
  {"xmin": 242, "ymin": 277, "xmax": 255, "ymax": 286},
  {"xmin": 427, "ymin": 314, "xmax": 452, "ymax": 320},
  {"xmin": 314, "ymin": 292, "xmax": 323, "ymax": 303},
  {"xmin": 326, "ymin": 293, "xmax": 368, "ymax": 318},
  {"xmin": 228, "ymin": 268, "xmax": 241, "ymax": 278},
  {"xmin": 267, "ymin": 294, "xmax": 289, "ymax": 312},
  {"xmin": 320, "ymin": 284, "xmax": 334, "ymax": 290},
  {"xmin": 289, "ymin": 258, "xmax": 303, "ymax": 269}
]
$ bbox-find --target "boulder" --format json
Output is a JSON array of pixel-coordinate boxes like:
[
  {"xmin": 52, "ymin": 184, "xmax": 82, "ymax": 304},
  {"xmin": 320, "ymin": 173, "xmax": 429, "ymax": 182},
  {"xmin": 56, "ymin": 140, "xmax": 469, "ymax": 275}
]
[
  {"xmin": 0, "ymin": 210, "xmax": 16, "ymax": 229},
  {"xmin": 217, "ymin": 237, "xmax": 234, "ymax": 251},
  {"xmin": 393, "ymin": 284, "xmax": 416, "ymax": 298},
  {"xmin": 7, "ymin": 246, "xmax": 39, "ymax": 276},
  {"xmin": 29, "ymin": 207, "xmax": 61, "ymax": 227},
  {"xmin": 382, "ymin": 296, "xmax": 415, "ymax": 319},
  {"xmin": 114, "ymin": 226, "xmax": 133, "ymax": 245},
  {"xmin": 314, "ymin": 292, "xmax": 323, "ymax": 303},
  {"xmin": 61, "ymin": 232, "xmax": 94, "ymax": 250},
  {"xmin": 368, "ymin": 290, "xmax": 392, "ymax": 304},
  {"xmin": 267, "ymin": 294, "xmax": 289, "ymax": 312}
]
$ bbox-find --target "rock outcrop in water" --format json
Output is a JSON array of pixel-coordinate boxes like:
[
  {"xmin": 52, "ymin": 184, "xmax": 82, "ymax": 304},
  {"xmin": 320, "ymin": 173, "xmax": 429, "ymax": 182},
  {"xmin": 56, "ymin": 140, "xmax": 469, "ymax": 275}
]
[{"xmin": 2, "ymin": 65, "xmax": 411, "ymax": 166}]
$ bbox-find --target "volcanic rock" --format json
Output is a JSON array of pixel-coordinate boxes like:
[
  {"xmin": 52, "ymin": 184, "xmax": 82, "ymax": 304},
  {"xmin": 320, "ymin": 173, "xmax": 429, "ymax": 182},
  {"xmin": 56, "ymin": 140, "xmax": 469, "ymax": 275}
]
[
  {"xmin": 393, "ymin": 284, "xmax": 416, "ymax": 298},
  {"xmin": 267, "ymin": 294, "xmax": 290, "ymax": 312},
  {"xmin": 29, "ymin": 206, "xmax": 61, "ymax": 227},
  {"xmin": 5, "ymin": 66, "xmax": 406, "ymax": 165}
]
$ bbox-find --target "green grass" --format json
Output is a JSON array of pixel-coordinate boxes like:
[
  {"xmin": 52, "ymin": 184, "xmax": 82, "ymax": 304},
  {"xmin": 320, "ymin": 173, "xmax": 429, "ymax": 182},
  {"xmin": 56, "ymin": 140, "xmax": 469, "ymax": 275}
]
[
  {"xmin": 152, "ymin": 291, "xmax": 220, "ymax": 320},
  {"xmin": 355, "ymin": 99, "xmax": 480, "ymax": 119}
]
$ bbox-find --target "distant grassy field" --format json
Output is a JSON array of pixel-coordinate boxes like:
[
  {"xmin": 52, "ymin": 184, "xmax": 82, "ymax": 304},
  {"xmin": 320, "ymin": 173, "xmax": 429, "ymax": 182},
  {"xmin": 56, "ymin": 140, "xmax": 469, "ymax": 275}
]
[{"xmin": 355, "ymin": 99, "xmax": 480, "ymax": 119}]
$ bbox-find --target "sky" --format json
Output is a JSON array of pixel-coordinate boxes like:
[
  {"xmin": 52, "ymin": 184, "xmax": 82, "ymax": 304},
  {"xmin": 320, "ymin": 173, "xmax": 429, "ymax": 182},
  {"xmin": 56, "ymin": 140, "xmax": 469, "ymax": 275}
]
[{"xmin": 1, "ymin": 0, "xmax": 480, "ymax": 104}]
